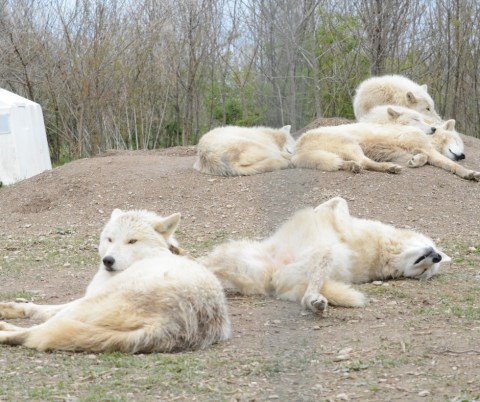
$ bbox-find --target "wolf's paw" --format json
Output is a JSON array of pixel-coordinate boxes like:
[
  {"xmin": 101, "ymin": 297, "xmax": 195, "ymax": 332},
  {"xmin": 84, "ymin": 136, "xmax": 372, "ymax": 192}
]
[
  {"xmin": 302, "ymin": 293, "xmax": 328, "ymax": 314},
  {"xmin": 343, "ymin": 161, "xmax": 362, "ymax": 173},
  {"xmin": 387, "ymin": 164, "xmax": 402, "ymax": 174},
  {"xmin": 408, "ymin": 154, "xmax": 428, "ymax": 168},
  {"xmin": 0, "ymin": 302, "xmax": 26, "ymax": 319},
  {"xmin": 466, "ymin": 171, "xmax": 480, "ymax": 181}
]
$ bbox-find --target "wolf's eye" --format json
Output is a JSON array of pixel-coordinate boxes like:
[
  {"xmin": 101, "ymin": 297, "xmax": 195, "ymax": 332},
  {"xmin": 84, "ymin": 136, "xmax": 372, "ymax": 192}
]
[
  {"xmin": 414, "ymin": 255, "xmax": 426, "ymax": 264},
  {"xmin": 426, "ymin": 107, "xmax": 430, "ymax": 111},
  {"xmin": 107, "ymin": 237, "xmax": 112, "ymax": 243},
  {"xmin": 128, "ymin": 239, "xmax": 137, "ymax": 244}
]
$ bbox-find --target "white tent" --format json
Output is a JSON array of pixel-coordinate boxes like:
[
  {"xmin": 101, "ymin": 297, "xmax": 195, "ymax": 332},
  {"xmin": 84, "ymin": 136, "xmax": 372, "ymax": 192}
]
[{"xmin": 0, "ymin": 88, "xmax": 52, "ymax": 185}]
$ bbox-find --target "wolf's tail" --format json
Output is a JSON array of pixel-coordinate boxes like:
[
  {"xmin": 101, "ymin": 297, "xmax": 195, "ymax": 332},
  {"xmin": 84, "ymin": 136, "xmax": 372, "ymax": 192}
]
[{"xmin": 321, "ymin": 279, "xmax": 367, "ymax": 307}]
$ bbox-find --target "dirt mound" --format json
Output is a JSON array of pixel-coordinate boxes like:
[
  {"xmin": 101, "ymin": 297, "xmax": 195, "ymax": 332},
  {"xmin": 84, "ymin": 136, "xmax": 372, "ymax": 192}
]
[{"xmin": 0, "ymin": 134, "xmax": 479, "ymax": 401}]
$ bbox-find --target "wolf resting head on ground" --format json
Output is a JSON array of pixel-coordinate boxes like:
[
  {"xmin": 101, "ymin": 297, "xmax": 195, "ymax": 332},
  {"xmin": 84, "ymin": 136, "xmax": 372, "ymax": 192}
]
[
  {"xmin": 359, "ymin": 105, "xmax": 437, "ymax": 135},
  {"xmin": 201, "ymin": 197, "xmax": 451, "ymax": 314},
  {"xmin": 0, "ymin": 209, "xmax": 231, "ymax": 353},
  {"xmin": 429, "ymin": 120, "xmax": 465, "ymax": 161}
]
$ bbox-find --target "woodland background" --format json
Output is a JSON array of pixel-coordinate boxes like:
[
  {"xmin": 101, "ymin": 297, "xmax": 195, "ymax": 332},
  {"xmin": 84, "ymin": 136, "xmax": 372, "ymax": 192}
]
[{"xmin": 1, "ymin": 0, "xmax": 480, "ymax": 164}]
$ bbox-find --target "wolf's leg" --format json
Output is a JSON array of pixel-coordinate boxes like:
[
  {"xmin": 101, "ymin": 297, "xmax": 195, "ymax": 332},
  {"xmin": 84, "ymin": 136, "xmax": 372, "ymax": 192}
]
[
  {"xmin": 425, "ymin": 150, "xmax": 480, "ymax": 180},
  {"xmin": 0, "ymin": 301, "xmax": 76, "ymax": 321},
  {"xmin": 320, "ymin": 279, "xmax": 367, "ymax": 307},
  {"xmin": 299, "ymin": 251, "xmax": 333, "ymax": 314},
  {"xmin": 292, "ymin": 150, "xmax": 361, "ymax": 172},
  {"xmin": 0, "ymin": 316, "xmax": 187, "ymax": 353},
  {"xmin": 0, "ymin": 321, "xmax": 24, "ymax": 331},
  {"xmin": 231, "ymin": 146, "xmax": 292, "ymax": 175},
  {"xmin": 357, "ymin": 156, "xmax": 402, "ymax": 173},
  {"xmin": 407, "ymin": 153, "xmax": 428, "ymax": 168},
  {"xmin": 343, "ymin": 143, "xmax": 402, "ymax": 173},
  {"xmin": 238, "ymin": 154, "xmax": 292, "ymax": 174}
]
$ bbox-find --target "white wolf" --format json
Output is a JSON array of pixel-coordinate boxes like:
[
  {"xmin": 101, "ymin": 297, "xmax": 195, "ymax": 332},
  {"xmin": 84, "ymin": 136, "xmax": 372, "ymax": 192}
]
[
  {"xmin": 0, "ymin": 209, "xmax": 231, "ymax": 353},
  {"xmin": 359, "ymin": 105, "xmax": 437, "ymax": 135},
  {"xmin": 194, "ymin": 125, "xmax": 294, "ymax": 176},
  {"xmin": 201, "ymin": 197, "xmax": 450, "ymax": 313},
  {"xmin": 292, "ymin": 120, "xmax": 479, "ymax": 180},
  {"xmin": 353, "ymin": 75, "xmax": 442, "ymax": 122}
]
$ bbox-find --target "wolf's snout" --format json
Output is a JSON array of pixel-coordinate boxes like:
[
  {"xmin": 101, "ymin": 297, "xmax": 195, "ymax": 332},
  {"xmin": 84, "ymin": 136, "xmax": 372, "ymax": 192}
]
[
  {"xmin": 450, "ymin": 150, "xmax": 465, "ymax": 161},
  {"xmin": 431, "ymin": 252, "xmax": 442, "ymax": 263},
  {"xmin": 103, "ymin": 256, "xmax": 115, "ymax": 271}
]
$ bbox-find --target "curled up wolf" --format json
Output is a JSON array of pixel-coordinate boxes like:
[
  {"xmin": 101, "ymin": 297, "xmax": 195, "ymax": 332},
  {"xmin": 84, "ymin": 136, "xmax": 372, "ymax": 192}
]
[{"xmin": 0, "ymin": 209, "xmax": 231, "ymax": 353}]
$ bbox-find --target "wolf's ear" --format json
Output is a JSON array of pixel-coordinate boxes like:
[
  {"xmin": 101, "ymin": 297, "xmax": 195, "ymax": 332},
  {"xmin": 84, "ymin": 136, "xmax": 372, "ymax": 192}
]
[
  {"xmin": 406, "ymin": 91, "xmax": 417, "ymax": 104},
  {"xmin": 387, "ymin": 107, "xmax": 401, "ymax": 119},
  {"xmin": 154, "ymin": 213, "xmax": 181, "ymax": 239},
  {"xmin": 111, "ymin": 209, "xmax": 123, "ymax": 219},
  {"xmin": 442, "ymin": 119, "xmax": 456, "ymax": 131},
  {"xmin": 421, "ymin": 84, "xmax": 428, "ymax": 92},
  {"xmin": 281, "ymin": 125, "xmax": 291, "ymax": 134}
]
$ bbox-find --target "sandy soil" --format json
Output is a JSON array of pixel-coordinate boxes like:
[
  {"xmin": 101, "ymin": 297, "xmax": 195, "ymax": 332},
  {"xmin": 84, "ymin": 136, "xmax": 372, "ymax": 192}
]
[{"xmin": 0, "ymin": 133, "xmax": 479, "ymax": 401}]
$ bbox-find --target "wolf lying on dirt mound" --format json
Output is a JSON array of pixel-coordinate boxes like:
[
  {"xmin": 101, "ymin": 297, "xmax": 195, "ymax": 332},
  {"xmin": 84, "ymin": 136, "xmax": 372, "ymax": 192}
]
[
  {"xmin": 194, "ymin": 125, "xmax": 294, "ymax": 176},
  {"xmin": 359, "ymin": 105, "xmax": 437, "ymax": 135},
  {"xmin": 201, "ymin": 197, "xmax": 450, "ymax": 314},
  {"xmin": 292, "ymin": 120, "xmax": 478, "ymax": 180},
  {"xmin": 0, "ymin": 209, "xmax": 231, "ymax": 353},
  {"xmin": 353, "ymin": 75, "xmax": 442, "ymax": 122}
]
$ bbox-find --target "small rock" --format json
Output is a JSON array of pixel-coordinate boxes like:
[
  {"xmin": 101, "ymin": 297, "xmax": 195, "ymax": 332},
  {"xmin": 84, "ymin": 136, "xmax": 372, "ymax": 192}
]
[
  {"xmin": 338, "ymin": 347, "xmax": 353, "ymax": 355},
  {"xmin": 336, "ymin": 393, "xmax": 349, "ymax": 401},
  {"xmin": 407, "ymin": 206, "xmax": 413, "ymax": 211},
  {"xmin": 372, "ymin": 281, "xmax": 383, "ymax": 286},
  {"xmin": 418, "ymin": 390, "xmax": 430, "ymax": 397},
  {"xmin": 333, "ymin": 354, "xmax": 350, "ymax": 362}
]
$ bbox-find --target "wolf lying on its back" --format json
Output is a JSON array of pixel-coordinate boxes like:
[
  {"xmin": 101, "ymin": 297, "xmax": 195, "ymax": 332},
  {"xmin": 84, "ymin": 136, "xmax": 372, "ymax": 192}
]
[
  {"xmin": 0, "ymin": 209, "xmax": 231, "ymax": 353},
  {"xmin": 292, "ymin": 120, "xmax": 479, "ymax": 180},
  {"xmin": 201, "ymin": 197, "xmax": 450, "ymax": 313},
  {"xmin": 194, "ymin": 125, "xmax": 294, "ymax": 176}
]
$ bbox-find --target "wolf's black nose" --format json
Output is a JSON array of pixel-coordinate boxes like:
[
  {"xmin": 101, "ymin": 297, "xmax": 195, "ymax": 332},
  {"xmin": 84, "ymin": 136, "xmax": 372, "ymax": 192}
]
[
  {"xmin": 431, "ymin": 127, "xmax": 436, "ymax": 134},
  {"xmin": 103, "ymin": 256, "xmax": 115, "ymax": 271},
  {"xmin": 431, "ymin": 253, "xmax": 442, "ymax": 263},
  {"xmin": 457, "ymin": 153, "xmax": 465, "ymax": 160}
]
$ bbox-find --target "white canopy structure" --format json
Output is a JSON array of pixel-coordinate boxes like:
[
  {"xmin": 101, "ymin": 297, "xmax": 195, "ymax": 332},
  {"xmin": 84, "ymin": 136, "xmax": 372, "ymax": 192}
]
[{"xmin": 0, "ymin": 89, "xmax": 52, "ymax": 185}]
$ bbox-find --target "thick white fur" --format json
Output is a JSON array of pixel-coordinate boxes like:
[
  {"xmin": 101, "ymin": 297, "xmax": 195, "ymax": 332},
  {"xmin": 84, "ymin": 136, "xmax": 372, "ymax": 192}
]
[
  {"xmin": 0, "ymin": 209, "xmax": 231, "ymax": 353},
  {"xmin": 360, "ymin": 105, "xmax": 436, "ymax": 134},
  {"xmin": 353, "ymin": 75, "xmax": 442, "ymax": 122},
  {"xmin": 194, "ymin": 125, "xmax": 295, "ymax": 176},
  {"xmin": 201, "ymin": 197, "xmax": 451, "ymax": 314},
  {"xmin": 292, "ymin": 121, "xmax": 479, "ymax": 180}
]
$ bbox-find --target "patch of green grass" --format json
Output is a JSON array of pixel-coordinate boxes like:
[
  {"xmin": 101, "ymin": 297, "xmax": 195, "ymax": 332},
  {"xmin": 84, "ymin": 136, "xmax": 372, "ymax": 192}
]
[
  {"xmin": 0, "ymin": 290, "xmax": 35, "ymax": 301},
  {"xmin": 451, "ymin": 305, "xmax": 480, "ymax": 320}
]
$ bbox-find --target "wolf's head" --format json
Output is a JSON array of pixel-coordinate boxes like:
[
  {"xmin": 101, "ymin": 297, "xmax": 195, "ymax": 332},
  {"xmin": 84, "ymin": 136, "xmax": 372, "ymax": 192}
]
[
  {"xmin": 405, "ymin": 85, "xmax": 442, "ymax": 123},
  {"xmin": 391, "ymin": 232, "xmax": 451, "ymax": 280},
  {"xmin": 431, "ymin": 119, "xmax": 465, "ymax": 161},
  {"xmin": 98, "ymin": 209, "xmax": 181, "ymax": 273},
  {"xmin": 362, "ymin": 105, "xmax": 437, "ymax": 135}
]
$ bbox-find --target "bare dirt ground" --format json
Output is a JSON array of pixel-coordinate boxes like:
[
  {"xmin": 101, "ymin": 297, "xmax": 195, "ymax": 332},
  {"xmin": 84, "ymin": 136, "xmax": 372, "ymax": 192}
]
[{"xmin": 1, "ymin": 135, "xmax": 480, "ymax": 401}]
